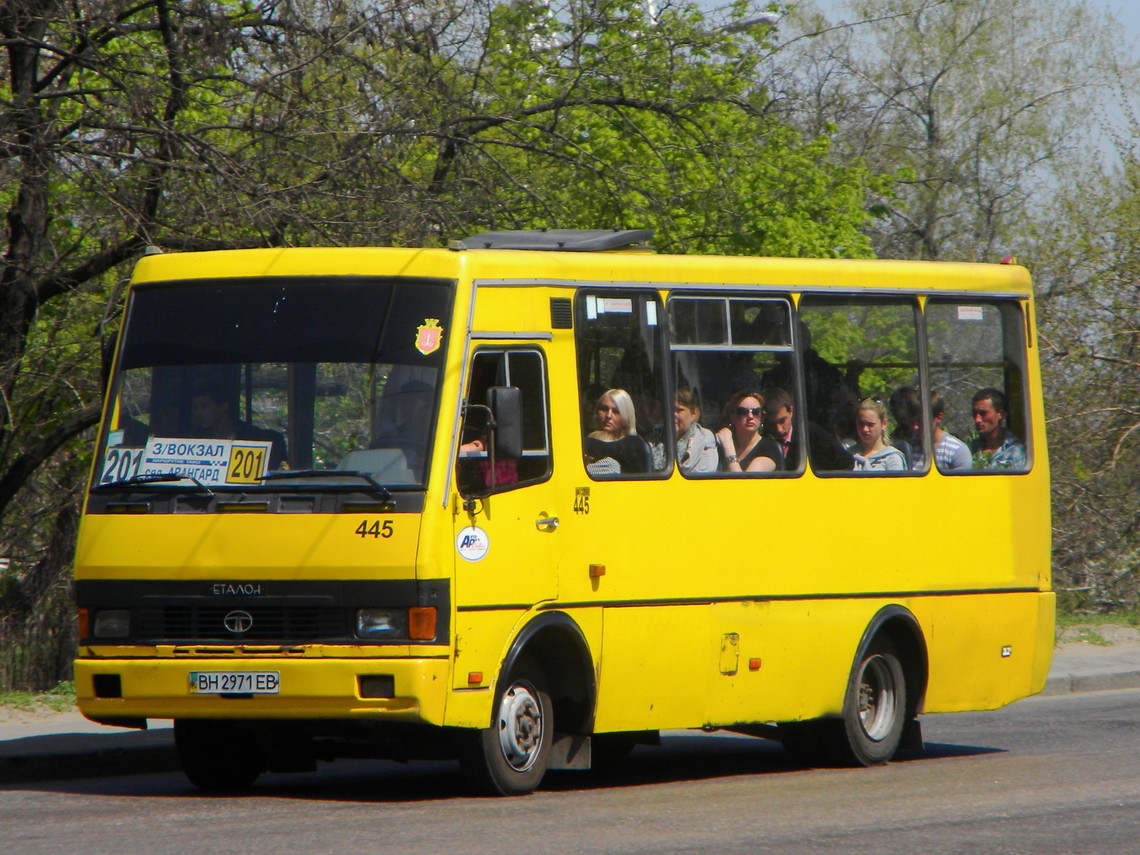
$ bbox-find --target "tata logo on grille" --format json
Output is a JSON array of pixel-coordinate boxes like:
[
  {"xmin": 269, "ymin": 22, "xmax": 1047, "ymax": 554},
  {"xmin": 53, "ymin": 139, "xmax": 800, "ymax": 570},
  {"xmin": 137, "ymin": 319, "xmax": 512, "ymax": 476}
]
[{"xmin": 223, "ymin": 610, "xmax": 254, "ymax": 634}]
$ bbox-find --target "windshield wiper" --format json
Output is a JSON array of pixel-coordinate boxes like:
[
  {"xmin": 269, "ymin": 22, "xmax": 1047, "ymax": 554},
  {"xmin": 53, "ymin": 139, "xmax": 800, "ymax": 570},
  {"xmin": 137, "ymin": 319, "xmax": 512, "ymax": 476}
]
[
  {"xmin": 259, "ymin": 470, "xmax": 394, "ymax": 500},
  {"xmin": 93, "ymin": 472, "xmax": 215, "ymax": 495}
]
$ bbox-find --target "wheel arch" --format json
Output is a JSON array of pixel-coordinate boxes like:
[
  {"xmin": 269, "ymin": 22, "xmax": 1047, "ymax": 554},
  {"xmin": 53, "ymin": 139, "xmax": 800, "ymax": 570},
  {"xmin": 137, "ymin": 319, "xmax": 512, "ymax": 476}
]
[
  {"xmin": 498, "ymin": 611, "xmax": 597, "ymax": 737},
  {"xmin": 853, "ymin": 605, "xmax": 929, "ymax": 719}
]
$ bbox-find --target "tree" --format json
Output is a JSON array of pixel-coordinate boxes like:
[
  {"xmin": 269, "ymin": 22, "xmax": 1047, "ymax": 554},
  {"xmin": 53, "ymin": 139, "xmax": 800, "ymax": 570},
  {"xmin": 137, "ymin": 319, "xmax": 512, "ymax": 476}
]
[
  {"xmin": 0, "ymin": 0, "xmax": 888, "ymax": 687},
  {"xmin": 774, "ymin": 0, "xmax": 1126, "ymax": 260},
  {"xmin": 772, "ymin": 0, "xmax": 1139, "ymax": 609},
  {"xmin": 1029, "ymin": 150, "xmax": 1140, "ymax": 609},
  {"xmin": 1, "ymin": 0, "xmax": 289, "ymax": 688}
]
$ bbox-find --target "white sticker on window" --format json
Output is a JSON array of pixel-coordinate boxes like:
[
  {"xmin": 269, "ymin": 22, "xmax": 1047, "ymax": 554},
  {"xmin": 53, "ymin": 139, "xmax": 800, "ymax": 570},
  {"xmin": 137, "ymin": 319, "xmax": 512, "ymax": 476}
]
[
  {"xmin": 601, "ymin": 298, "xmax": 633, "ymax": 314},
  {"xmin": 646, "ymin": 301, "xmax": 658, "ymax": 326},
  {"xmin": 586, "ymin": 295, "xmax": 598, "ymax": 320},
  {"xmin": 957, "ymin": 306, "xmax": 985, "ymax": 321}
]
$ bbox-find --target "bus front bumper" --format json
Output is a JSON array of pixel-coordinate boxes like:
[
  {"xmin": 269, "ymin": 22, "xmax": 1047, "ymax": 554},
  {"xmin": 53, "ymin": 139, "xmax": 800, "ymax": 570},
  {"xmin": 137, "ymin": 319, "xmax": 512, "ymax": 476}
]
[{"xmin": 74, "ymin": 656, "xmax": 451, "ymax": 726}]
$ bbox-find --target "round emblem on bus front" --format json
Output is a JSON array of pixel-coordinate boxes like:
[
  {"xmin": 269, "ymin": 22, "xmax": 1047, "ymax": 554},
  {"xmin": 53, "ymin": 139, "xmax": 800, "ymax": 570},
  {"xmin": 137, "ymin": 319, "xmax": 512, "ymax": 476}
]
[
  {"xmin": 456, "ymin": 525, "xmax": 489, "ymax": 562},
  {"xmin": 224, "ymin": 610, "xmax": 254, "ymax": 634}
]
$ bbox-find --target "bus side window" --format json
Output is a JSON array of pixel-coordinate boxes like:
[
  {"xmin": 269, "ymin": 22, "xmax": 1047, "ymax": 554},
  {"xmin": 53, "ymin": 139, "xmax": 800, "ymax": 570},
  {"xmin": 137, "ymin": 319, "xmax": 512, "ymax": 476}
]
[
  {"xmin": 668, "ymin": 295, "xmax": 795, "ymax": 476},
  {"xmin": 576, "ymin": 293, "xmax": 670, "ymax": 478},
  {"xmin": 797, "ymin": 297, "xmax": 922, "ymax": 474},
  {"xmin": 457, "ymin": 349, "xmax": 552, "ymax": 494},
  {"xmin": 925, "ymin": 300, "xmax": 1030, "ymax": 472}
]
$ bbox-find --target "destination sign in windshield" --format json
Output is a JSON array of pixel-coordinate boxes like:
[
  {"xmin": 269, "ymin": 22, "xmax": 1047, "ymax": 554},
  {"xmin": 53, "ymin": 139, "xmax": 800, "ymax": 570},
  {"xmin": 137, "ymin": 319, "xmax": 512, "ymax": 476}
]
[{"xmin": 100, "ymin": 437, "xmax": 272, "ymax": 486}]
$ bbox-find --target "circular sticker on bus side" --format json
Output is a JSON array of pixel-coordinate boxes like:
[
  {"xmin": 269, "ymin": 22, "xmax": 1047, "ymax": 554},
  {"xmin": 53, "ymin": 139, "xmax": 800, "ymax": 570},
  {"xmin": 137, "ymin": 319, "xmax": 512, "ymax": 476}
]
[{"xmin": 456, "ymin": 526, "xmax": 490, "ymax": 562}]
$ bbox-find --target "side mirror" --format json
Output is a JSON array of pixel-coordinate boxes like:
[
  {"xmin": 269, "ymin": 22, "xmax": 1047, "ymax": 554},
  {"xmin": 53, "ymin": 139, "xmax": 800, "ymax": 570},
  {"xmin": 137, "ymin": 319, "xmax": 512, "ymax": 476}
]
[{"xmin": 487, "ymin": 386, "xmax": 522, "ymax": 460}]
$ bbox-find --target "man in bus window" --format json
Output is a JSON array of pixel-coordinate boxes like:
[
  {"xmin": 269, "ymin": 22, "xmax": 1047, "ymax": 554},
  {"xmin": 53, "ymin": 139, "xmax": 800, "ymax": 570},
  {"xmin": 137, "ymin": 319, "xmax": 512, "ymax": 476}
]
[
  {"xmin": 192, "ymin": 384, "xmax": 287, "ymax": 469},
  {"xmin": 761, "ymin": 388, "xmax": 854, "ymax": 472},
  {"xmin": 969, "ymin": 388, "xmax": 1026, "ymax": 470},
  {"xmin": 931, "ymin": 391, "xmax": 972, "ymax": 471}
]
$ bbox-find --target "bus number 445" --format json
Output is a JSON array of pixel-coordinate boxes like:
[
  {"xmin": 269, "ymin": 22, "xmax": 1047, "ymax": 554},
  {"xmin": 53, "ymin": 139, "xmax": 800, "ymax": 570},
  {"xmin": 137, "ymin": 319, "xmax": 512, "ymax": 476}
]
[{"xmin": 356, "ymin": 520, "xmax": 394, "ymax": 538}]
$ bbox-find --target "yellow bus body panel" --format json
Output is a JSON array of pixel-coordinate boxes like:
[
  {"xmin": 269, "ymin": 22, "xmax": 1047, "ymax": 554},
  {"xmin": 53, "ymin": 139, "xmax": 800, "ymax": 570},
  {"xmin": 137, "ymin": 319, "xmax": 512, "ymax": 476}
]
[{"xmin": 75, "ymin": 514, "xmax": 419, "ymax": 580}]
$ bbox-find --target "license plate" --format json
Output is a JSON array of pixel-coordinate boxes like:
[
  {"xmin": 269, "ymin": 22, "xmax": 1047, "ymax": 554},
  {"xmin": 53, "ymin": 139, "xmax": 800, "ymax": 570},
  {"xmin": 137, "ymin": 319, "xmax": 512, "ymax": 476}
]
[{"xmin": 189, "ymin": 671, "xmax": 280, "ymax": 694}]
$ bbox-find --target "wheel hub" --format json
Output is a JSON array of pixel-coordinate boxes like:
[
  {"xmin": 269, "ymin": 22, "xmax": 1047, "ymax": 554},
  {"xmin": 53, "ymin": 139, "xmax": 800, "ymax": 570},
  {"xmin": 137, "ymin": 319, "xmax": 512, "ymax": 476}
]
[
  {"xmin": 857, "ymin": 654, "xmax": 897, "ymax": 742},
  {"xmin": 497, "ymin": 683, "xmax": 544, "ymax": 771}
]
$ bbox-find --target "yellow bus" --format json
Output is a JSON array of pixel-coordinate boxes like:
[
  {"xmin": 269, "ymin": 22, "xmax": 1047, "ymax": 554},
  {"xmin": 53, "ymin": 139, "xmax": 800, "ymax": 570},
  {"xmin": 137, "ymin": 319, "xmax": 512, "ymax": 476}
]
[{"xmin": 74, "ymin": 230, "xmax": 1053, "ymax": 795}]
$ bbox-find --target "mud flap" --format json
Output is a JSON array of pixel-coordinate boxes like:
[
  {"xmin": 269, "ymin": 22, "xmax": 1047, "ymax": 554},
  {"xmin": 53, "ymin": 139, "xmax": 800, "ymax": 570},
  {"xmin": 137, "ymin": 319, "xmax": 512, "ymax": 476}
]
[{"xmin": 547, "ymin": 733, "xmax": 591, "ymax": 770}]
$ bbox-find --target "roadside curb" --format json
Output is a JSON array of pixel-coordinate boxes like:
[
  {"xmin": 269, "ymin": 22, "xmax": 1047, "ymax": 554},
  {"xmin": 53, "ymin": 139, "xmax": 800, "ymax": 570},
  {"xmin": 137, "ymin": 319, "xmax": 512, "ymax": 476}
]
[{"xmin": 1040, "ymin": 668, "xmax": 1140, "ymax": 697}]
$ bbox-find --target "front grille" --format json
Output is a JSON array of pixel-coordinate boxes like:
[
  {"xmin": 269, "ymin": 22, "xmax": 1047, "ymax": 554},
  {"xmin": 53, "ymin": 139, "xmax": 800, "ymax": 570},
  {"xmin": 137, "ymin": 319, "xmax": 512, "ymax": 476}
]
[{"xmin": 138, "ymin": 606, "xmax": 345, "ymax": 642}]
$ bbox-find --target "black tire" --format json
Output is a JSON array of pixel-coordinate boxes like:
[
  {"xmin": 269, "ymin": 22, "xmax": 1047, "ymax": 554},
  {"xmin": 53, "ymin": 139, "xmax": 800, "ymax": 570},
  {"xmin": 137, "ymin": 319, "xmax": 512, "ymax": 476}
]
[
  {"xmin": 460, "ymin": 666, "xmax": 553, "ymax": 796},
  {"xmin": 175, "ymin": 719, "xmax": 263, "ymax": 791},
  {"xmin": 821, "ymin": 636, "xmax": 907, "ymax": 766}
]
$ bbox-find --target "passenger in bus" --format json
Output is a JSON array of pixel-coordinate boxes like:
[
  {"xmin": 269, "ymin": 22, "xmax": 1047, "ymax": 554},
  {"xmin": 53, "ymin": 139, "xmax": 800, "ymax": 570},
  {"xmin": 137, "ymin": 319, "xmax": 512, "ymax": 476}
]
[
  {"xmin": 458, "ymin": 434, "xmax": 519, "ymax": 489},
  {"xmin": 969, "ymin": 388, "xmax": 1026, "ymax": 469},
  {"xmin": 715, "ymin": 390, "xmax": 778, "ymax": 473},
  {"xmin": 888, "ymin": 386, "xmax": 922, "ymax": 469},
  {"xmin": 584, "ymin": 388, "xmax": 652, "ymax": 474},
  {"xmin": 850, "ymin": 398, "xmax": 908, "ymax": 472},
  {"xmin": 931, "ymin": 391, "xmax": 972, "ymax": 471},
  {"xmin": 192, "ymin": 385, "xmax": 287, "ymax": 469},
  {"xmin": 761, "ymin": 324, "xmax": 847, "ymax": 423},
  {"xmin": 674, "ymin": 387, "xmax": 718, "ymax": 474},
  {"xmin": 372, "ymin": 380, "xmax": 433, "ymax": 469},
  {"xmin": 761, "ymin": 387, "xmax": 855, "ymax": 471}
]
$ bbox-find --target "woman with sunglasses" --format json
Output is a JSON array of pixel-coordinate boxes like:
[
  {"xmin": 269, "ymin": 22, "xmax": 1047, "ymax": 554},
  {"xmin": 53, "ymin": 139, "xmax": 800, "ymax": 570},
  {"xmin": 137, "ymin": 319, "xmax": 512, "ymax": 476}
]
[
  {"xmin": 584, "ymin": 388, "xmax": 652, "ymax": 474},
  {"xmin": 716, "ymin": 390, "xmax": 778, "ymax": 473}
]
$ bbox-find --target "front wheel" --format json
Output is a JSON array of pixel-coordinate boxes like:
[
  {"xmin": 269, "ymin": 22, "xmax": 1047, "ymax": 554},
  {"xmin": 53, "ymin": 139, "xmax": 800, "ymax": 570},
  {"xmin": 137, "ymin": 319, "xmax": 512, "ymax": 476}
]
[
  {"xmin": 174, "ymin": 719, "xmax": 263, "ymax": 791},
  {"xmin": 460, "ymin": 668, "xmax": 553, "ymax": 796},
  {"xmin": 827, "ymin": 636, "xmax": 908, "ymax": 766}
]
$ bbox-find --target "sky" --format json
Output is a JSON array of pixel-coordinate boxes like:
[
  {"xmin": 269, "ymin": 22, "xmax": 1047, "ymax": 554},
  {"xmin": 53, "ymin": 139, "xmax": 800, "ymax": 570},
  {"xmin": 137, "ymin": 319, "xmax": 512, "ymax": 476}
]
[{"xmin": 1104, "ymin": 0, "xmax": 1140, "ymax": 49}]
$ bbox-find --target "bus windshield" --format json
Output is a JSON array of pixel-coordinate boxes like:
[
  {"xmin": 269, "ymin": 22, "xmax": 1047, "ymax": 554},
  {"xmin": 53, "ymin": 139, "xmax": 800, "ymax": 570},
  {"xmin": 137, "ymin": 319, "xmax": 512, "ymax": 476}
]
[{"xmin": 95, "ymin": 276, "xmax": 454, "ymax": 493}]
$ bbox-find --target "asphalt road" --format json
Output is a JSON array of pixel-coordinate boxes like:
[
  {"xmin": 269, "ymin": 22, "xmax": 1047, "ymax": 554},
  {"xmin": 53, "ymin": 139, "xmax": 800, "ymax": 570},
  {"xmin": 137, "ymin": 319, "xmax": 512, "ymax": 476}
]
[{"xmin": 2, "ymin": 688, "xmax": 1139, "ymax": 855}]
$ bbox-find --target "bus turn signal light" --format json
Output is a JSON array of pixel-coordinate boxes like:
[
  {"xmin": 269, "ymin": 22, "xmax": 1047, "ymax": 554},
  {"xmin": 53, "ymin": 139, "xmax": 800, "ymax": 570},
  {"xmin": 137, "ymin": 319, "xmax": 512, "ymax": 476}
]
[{"xmin": 408, "ymin": 606, "xmax": 437, "ymax": 641}]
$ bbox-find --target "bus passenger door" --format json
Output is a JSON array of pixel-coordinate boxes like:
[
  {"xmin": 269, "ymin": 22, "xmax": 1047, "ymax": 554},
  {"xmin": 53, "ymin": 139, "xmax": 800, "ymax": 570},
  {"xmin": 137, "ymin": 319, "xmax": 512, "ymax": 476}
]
[{"xmin": 451, "ymin": 348, "xmax": 558, "ymax": 688}]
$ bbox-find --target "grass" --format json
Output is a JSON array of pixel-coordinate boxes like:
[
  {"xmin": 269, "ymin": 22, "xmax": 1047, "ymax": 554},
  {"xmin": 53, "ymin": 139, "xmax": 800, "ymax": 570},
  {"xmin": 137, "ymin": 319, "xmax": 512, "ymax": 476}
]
[
  {"xmin": 1056, "ymin": 610, "xmax": 1140, "ymax": 629},
  {"xmin": 0, "ymin": 681, "xmax": 76, "ymax": 713}
]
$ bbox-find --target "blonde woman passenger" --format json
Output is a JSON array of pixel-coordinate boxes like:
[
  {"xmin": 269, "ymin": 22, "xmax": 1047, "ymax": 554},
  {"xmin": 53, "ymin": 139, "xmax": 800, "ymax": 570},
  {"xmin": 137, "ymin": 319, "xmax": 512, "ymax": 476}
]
[
  {"xmin": 674, "ymin": 387, "xmax": 718, "ymax": 474},
  {"xmin": 584, "ymin": 388, "xmax": 652, "ymax": 474},
  {"xmin": 715, "ymin": 390, "xmax": 778, "ymax": 473},
  {"xmin": 851, "ymin": 397, "xmax": 908, "ymax": 472}
]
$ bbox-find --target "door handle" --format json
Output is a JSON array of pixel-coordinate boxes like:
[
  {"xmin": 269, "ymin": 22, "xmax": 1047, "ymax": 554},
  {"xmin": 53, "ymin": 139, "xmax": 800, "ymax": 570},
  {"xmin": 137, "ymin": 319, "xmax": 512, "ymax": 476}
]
[{"xmin": 535, "ymin": 514, "xmax": 559, "ymax": 532}]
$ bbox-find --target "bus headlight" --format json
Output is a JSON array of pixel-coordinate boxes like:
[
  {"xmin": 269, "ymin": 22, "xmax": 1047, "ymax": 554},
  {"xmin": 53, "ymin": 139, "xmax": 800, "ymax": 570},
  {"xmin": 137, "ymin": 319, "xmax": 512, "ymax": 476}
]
[
  {"xmin": 93, "ymin": 609, "xmax": 131, "ymax": 639},
  {"xmin": 356, "ymin": 608, "xmax": 407, "ymax": 639}
]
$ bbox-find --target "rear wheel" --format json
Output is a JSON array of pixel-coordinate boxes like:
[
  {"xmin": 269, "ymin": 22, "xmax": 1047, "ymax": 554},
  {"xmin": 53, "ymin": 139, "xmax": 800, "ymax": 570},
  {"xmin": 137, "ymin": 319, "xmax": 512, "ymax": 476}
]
[
  {"xmin": 460, "ymin": 663, "xmax": 553, "ymax": 796},
  {"xmin": 823, "ymin": 636, "xmax": 907, "ymax": 766},
  {"xmin": 175, "ymin": 719, "xmax": 263, "ymax": 791}
]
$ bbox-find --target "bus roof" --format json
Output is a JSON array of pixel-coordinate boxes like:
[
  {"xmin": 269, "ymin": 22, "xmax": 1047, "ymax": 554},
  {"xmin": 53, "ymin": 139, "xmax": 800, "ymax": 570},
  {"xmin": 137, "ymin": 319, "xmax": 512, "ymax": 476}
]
[{"xmin": 129, "ymin": 241, "xmax": 1033, "ymax": 297}]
